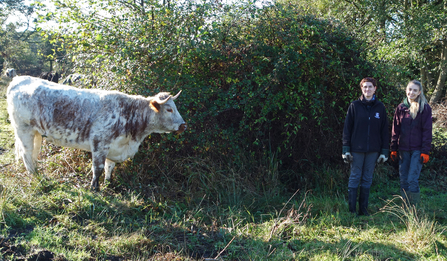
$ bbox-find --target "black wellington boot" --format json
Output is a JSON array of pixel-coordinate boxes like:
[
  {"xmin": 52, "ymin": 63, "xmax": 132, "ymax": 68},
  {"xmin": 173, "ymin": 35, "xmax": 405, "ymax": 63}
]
[
  {"xmin": 358, "ymin": 186, "xmax": 370, "ymax": 216},
  {"xmin": 348, "ymin": 187, "xmax": 357, "ymax": 214}
]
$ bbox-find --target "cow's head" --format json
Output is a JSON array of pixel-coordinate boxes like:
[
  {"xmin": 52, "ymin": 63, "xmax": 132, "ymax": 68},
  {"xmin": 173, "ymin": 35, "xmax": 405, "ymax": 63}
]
[{"xmin": 150, "ymin": 91, "xmax": 187, "ymax": 134}]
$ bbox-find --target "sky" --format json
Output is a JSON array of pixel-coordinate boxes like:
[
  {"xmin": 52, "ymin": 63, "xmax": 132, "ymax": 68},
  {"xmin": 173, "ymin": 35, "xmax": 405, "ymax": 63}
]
[{"xmin": 3, "ymin": 0, "xmax": 51, "ymax": 30}]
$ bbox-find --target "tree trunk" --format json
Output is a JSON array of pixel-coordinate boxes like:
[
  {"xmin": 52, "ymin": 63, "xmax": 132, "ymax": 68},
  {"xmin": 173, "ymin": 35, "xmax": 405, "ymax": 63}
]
[
  {"xmin": 429, "ymin": 45, "xmax": 447, "ymax": 104},
  {"xmin": 421, "ymin": 60, "xmax": 434, "ymax": 94},
  {"xmin": 140, "ymin": 0, "xmax": 144, "ymax": 15},
  {"xmin": 421, "ymin": 64, "xmax": 427, "ymax": 90},
  {"xmin": 425, "ymin": 62, "xmax": 434, "ymax": 91}
]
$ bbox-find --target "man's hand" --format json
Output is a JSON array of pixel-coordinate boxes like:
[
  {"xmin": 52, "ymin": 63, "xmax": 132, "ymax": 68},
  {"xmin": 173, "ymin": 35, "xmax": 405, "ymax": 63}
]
[
  {"xmin": 342, "ymin": 152, "xmax": 353, "ymax": 164},
  {"xmin": 377, "ymin": 154, "xmax": 388, "ymax": 163}
]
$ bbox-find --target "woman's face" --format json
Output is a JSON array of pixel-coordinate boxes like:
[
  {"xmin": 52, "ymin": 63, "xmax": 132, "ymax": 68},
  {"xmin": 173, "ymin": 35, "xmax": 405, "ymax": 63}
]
[
  {"xmin": 361, "ymin": 81, "xmax": 376, "ymax": 100},
  {"xmin": 406, "ymin": 83, "xmax": 421, "ymax": 101}
]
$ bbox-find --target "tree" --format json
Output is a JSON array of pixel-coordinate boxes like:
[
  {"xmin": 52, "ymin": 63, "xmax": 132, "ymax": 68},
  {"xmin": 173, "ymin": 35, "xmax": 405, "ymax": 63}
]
[
  {"xmin": 0, "ymin": 23, "xmax": 52, "ymax": 75},
  {"xmin": 279, "ymin": 0, "xmax": 447, "ymax": 103},
  {"xmin": 0, "ymin": 0, "xmax": 35, "ymax": 33},
  {"xmin": 0, "ymin": 0, "xmax": 39, "ymax": 72}
]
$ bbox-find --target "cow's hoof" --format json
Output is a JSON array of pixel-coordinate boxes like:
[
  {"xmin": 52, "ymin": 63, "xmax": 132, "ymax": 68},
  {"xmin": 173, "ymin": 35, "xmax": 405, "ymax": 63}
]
[
  {"xmin": 104, "ymin": 179, "xmax": 111, "ymax": 186},
  {"xmin": 90, "ymin": 185, "xmax": 100, "ymax": 192}
]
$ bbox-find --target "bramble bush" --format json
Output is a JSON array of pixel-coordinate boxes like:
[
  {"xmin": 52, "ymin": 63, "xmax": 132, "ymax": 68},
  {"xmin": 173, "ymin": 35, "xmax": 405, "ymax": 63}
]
[{"xmin": 47, "ymin": 1, "xmax": 402, "ymax": 197}]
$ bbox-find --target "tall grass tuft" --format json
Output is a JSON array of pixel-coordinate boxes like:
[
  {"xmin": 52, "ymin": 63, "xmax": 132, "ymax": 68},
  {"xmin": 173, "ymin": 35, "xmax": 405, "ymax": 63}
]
[
  {"xmin": 380, "ymin": 195, "xmax": 444, "ymax": 254},
  {"xmin": 267, "ymin": 190, "xmax": 311, "ymax": 242},
  {"xmin": 338, "ymin": 240, "xmax": 362, "ymax": 261}
]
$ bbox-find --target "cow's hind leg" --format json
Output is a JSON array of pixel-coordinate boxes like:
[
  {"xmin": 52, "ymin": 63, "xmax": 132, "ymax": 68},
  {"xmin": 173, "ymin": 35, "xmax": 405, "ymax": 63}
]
[
  {"xmin": 14, "ymin": 127, "xmax": 38, "ymax": 173},
  {"xmin": 33, "ymin": 133, "xmax": 42, "ymax": 164}
]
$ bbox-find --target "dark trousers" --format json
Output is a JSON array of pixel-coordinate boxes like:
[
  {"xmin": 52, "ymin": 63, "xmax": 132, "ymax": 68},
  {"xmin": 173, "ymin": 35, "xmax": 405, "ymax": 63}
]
[
  {"xmin": 348, "ymin": 152, "xmax": 379, "ymax": 189},
  {"xmin": 399, "ymin": 150, "xmax": 422, "ymax": 193}
]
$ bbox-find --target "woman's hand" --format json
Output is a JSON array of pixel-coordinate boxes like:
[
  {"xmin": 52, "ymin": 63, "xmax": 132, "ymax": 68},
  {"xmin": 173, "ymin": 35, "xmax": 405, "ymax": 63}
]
[
  {"xmin": 420, "ymin": 153, "xmax": 429, "ymax": 164},
  {"xmin": 390, "ymin": 151, "xmax": 398, "ymax": 161}
]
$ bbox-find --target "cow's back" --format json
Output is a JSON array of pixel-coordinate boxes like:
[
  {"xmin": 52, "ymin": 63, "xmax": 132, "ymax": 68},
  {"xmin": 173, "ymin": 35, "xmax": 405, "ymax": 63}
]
[{"xmin": 7, "ymin": 76, "xmax": 112, "ymax": 150}]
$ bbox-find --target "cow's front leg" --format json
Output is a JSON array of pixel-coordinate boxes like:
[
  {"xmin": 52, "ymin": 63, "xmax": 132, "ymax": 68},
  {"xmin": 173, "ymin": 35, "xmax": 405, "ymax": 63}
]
[
  {"xmin": 91, "ymin": 142, "xmax": 112, "ymax": 191},
  {"xmin": 91, "ymin": 152, "xmax": 106, "ymax": 191},
  {"xmin": 91, "ymin": 151, "xmax": 107, "ymax": 191},
  {"xmin": 90, "ymin": 136, "xmax": 110, "ymax": 191}
]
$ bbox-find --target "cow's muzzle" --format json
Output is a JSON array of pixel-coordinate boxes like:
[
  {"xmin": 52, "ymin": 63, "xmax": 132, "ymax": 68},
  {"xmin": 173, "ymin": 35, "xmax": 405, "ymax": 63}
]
[{"xmin": 176, "ymin": 123, "xmax": 187, "ymax": 134}]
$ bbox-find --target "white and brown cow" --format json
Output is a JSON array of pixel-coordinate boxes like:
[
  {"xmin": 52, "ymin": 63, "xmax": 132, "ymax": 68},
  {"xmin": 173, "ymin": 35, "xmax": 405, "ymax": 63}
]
[{"xmin": 7, "ymin": 76, "xmax": 187, "ymax": 190}]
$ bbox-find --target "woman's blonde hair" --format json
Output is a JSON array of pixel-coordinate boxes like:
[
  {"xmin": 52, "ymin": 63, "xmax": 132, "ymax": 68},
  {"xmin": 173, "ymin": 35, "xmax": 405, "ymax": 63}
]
[{"xmin": 407, "ymin": 80, "xmax": 428, "ymax": 113}]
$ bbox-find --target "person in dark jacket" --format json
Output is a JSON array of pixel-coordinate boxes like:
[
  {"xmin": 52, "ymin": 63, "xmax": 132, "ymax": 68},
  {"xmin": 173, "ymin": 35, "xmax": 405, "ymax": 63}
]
[
  {"xmin": 390, "ymin": 80, "xmax": 432, "ymax": 207},
  {"xmin": 342, "ymin": 77, "xmax": 389, "ymax": 216}
]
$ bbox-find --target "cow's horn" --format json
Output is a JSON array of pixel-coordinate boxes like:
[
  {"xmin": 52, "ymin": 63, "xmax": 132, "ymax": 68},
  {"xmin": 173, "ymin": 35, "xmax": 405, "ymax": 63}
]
[
  {"xmin": 172, "ymin": 90, "xmax": 182, "ymax": 100},
  {"xmin": 157, "ymin": 95, "xmax": 172, "ymax": 105}
]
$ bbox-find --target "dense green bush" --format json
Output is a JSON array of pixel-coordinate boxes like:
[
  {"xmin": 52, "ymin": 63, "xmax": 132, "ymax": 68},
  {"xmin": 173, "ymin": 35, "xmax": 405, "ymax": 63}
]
[
  {"xmin": 48, "ymin": 1, "xmax": 402, "ymax": 194},
  {"xmin": 144, "ymin": 4, "xmax": 401, "ymax": 180}
]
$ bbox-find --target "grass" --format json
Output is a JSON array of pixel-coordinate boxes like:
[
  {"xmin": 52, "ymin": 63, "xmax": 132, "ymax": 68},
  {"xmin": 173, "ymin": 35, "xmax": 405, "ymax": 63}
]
[
  {"xmin": 380, "ymin": 195, "xmax": 446, "ymax": 255},
  {"xmin": 0, "ymin": 77, "xmax": 446, "ymax": 260}
]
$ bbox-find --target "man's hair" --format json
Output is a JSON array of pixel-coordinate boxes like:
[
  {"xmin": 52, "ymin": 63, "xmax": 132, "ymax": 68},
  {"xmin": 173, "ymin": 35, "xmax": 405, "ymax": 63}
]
[{"xmin": 359, "ymin": 77, "xmax": 377, "ymax": 88}]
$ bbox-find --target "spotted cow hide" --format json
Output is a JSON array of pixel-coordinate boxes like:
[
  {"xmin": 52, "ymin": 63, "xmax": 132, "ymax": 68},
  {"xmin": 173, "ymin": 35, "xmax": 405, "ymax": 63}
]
[{"xmin": 7, "ymin": 76, "xmax": 187, "ymax": 190}]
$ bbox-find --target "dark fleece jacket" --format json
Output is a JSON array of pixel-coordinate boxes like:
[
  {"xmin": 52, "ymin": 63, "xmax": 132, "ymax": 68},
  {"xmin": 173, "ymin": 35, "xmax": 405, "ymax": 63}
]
[
  {"xmin": 391, "ymin": 99, "xmax": 432, "ymax": 154},
  {"xmin": 343, "ymin": 95, "xmax": 389, "ymax": 154}
]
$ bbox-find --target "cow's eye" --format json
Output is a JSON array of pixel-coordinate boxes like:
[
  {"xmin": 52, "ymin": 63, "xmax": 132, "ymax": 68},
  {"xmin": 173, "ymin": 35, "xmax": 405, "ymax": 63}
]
[{"xmin": 167, "ymin": 108, "xmax": 173, "ymax": 113}]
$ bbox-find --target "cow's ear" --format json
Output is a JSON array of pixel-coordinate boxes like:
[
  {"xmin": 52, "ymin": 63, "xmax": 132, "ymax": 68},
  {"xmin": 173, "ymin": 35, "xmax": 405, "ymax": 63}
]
[{"xmin": 150, "ymin": 100, "xmax": 160, "ymax": 113}]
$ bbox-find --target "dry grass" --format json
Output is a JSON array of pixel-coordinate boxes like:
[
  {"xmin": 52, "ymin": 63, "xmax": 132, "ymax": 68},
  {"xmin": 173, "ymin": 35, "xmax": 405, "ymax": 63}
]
[
  {"xmin": 380, "ymin": 195, "xmax": 445, "ymax": 254},
  {"xmin": 432, "ymin": 101, "xmax": 447, "ymax": 129}
]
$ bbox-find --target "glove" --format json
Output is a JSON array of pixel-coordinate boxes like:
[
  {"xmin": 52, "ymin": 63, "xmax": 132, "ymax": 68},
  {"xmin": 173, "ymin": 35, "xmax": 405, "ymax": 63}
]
[
  {"xmin": 420, "ymin": 153, "xmax": 429, "ymax": 164},
  {"xmin": 390, "ymin": 151, "xmax": 397, "ymax": 162},
  {"xmin": 342, "ymin": 152, "xmax": 353, "ymax": 164},
  {"xmin": 377, "ymin": 154, "xmax": 388, "ymax": 163}
]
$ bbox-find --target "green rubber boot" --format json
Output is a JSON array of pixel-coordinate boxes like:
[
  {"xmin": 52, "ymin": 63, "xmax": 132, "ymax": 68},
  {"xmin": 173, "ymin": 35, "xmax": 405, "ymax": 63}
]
[
  {"xmin": 348, "ymin": 188, "xmax": 357, "ymax": 214},
  {"xmin": 358, "ymin": 186, "xmax": 370, "ymax": 216},
  {"xmin": 400, "ymin": 189, "xmax": 410, "ymax": 207},
  {"xmin": 409, "ymin": 192, "xmax": 420, "ymax": 207}
]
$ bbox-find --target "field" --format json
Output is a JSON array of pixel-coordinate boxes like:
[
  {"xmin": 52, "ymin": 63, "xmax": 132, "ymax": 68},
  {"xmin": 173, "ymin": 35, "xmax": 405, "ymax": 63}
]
[{"xmin": 0, "ymin": 76, "xmax": 446, "ymax": 260}]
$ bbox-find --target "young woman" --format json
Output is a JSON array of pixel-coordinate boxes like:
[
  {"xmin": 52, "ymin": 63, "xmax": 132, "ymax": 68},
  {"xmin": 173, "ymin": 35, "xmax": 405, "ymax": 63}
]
[
  {"xmin": 390, "ymin": 80, "xmax": 432, "ymax": 207},
  {"xmin": 342, "ymin": 77, "xmax": 389, "ymax": 216}
]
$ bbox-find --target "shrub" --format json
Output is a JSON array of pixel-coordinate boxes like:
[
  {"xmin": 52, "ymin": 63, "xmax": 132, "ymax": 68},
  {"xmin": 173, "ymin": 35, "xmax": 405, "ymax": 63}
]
[
  {"xmin": 138, "ymin": 4, "xmax": 401, "ymax": 189},
  {"xmin": 49, "ymin": 1, "xmax": 402, "ymax": 195}
]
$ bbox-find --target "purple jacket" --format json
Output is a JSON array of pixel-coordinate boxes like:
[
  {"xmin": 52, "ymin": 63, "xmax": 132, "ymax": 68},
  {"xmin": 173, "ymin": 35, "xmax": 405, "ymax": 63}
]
[{"xmin": 391, "ymin": 100, "xmax": 432, "ymax": 154}]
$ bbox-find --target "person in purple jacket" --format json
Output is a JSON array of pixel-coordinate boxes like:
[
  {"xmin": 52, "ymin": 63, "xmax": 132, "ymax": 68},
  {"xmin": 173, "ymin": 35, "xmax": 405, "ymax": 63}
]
[
  {"xmin": 343, "ymin": 77, "xmax": 389, "ymax": 216},
  {"xmin": 390, "ymin": 80, "xmax": 432, "ymax": 207}
]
